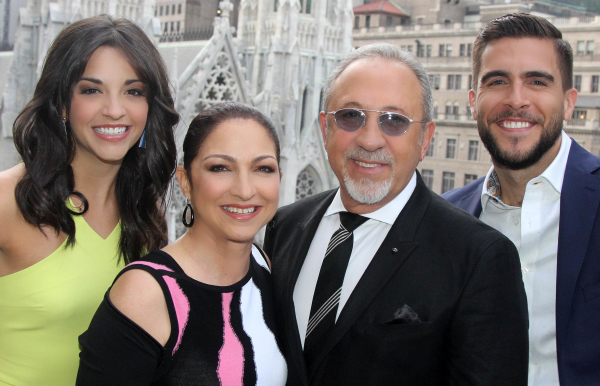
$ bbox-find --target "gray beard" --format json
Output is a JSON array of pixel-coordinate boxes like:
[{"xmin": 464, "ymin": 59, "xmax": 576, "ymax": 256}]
[{"xmin": 341, "ymin": 148, "xmax": 395, "ymax": 205}]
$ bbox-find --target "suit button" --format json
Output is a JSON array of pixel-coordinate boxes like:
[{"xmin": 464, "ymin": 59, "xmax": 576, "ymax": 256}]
[{"xmin": 392, "ymin": 248, "xmax": 398, "ymax": 253}]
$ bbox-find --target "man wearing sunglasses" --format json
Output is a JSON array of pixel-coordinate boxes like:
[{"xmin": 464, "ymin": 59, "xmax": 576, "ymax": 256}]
[
  {"xmin": 264, "ymin": 42, "xmax": 528, "ymax": 385},
  {"xmin": 444, "ymin": 14, "xmax": 600, "ymax": 386}
]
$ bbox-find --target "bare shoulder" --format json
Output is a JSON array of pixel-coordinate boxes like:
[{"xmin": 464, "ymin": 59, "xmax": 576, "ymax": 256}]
[
  {"xmin": 0, "ymin": 165, "xmax": 26, "ymax": 246},
  {"xmin": 109, "ymin": 268, "xmax": 171, "ymax": 346}
]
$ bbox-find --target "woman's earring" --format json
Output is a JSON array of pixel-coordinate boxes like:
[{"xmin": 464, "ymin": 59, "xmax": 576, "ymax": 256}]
[
  {"xmin": 139, "ymin": 130, "xmax": 147, "ymax": 148},
  {"xmin": 182, "ymin": 199, "xmax": 194, "ymax": 227},
  {"xmin": 61, "ymin": 117, "xmax": 67, "ymax": 134}
]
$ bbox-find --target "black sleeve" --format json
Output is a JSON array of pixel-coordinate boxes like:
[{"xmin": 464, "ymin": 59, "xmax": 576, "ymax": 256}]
[{"xmin": 77, "ymin": 293, "xmax": 164, "ymax": 386}]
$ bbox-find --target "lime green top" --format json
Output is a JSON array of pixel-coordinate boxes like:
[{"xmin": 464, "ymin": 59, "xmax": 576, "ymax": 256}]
[{"xmin": 0, "ymin": 214, "xmax": 122, "ymax": 386}]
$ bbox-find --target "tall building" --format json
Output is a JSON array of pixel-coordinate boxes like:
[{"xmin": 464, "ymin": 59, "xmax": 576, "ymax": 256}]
[{"xmin": 353, "ymin": 0, "xmax": 600, "ymax": 194}]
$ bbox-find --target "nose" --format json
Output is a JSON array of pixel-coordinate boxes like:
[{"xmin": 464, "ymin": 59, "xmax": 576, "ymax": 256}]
[
  {"xmin": 102, "ymin": 94, "xmax": 126, "ymax": 119},
  {"xmin": 504, "ymin": 81, "xmax": 530, "ymax": 110},
  {"xmin": 231, "ymin": 171, "xmax": 257, "ymax": 201},
  {"xmin": 354, "ymin": 112, "xmax": 386, "ymax": 151}
]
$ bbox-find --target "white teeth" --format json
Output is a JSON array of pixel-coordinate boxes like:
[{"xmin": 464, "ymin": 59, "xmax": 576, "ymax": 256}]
[
  {"xmin": 223, "ymin": 206, "xmax": 256, "ymax": 214},
  {"xmin": 355, "ymin": 160, "xmax": 382, "ymax": 168},
  {"xmin": 500, "ymin": 121, "xmax": 532, "ymax": 129},
  {"xmin": 93, "ymin": 126, "xmax": 127, "ymax": 135}
]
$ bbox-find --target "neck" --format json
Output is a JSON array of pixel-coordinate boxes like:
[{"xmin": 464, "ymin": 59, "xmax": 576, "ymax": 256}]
[
  {"xmin": 168, "ymin": 224, "xmax": 253, "ymax": 286},
  {"xmin": 70, "ymin": 153, "xmax": 122, "ymax": 208},
  {"xmin": 493, "ymin": 136, "xmax": 562, "ymax": 207}
]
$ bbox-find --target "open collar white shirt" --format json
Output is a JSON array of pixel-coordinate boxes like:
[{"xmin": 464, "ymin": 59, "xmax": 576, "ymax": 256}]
[
  {"xmin": 479, "ymin": 131, "xmax": 572, "ymax": 386},
  {"xmin": 293, "ymin": 172, "xmax": 417, "ymax": 348}
]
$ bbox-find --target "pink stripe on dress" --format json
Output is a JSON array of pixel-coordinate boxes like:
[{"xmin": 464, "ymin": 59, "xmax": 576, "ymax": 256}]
[
  {"xmin": 163, "ymin": 276, "xmax": 190, "ymax": 355},
  {"xmin": 217, "ymin": 292, "xmax": 244, "ymax": 386}
]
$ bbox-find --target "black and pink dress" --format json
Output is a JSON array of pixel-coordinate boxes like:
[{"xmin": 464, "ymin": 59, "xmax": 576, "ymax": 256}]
[{"xmin": 77, "ymin": 245, "xmax": 288, "ymax": 386}]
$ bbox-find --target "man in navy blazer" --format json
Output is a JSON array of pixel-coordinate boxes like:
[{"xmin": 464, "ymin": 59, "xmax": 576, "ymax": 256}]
[{"xmin": 443, "ymin": 13, "xmax": 600, "ymax": 385}]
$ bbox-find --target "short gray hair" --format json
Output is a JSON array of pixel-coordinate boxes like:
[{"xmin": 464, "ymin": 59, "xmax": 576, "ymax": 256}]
[{"xmin": 323, "ymin": 43, "xmax": 433, "ymax": 123}]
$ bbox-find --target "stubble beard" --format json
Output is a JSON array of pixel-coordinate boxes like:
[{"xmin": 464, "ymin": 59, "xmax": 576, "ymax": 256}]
[
  {"xmin": 477, "ymin": 109, "xmax": 563, "ymax": 170},
  {"xmin": 341, "ymin": 148, "xmax": 395, "ymax": 205}
]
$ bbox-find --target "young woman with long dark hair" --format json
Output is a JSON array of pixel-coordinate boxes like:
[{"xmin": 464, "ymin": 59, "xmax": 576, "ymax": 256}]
[{"xmin": 0, "ymin": 15, "xmax": 178, "ymax": 385}]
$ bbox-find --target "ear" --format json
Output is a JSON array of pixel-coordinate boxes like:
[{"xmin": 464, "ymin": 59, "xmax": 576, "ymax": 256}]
[
  {"xmin": 468, "ymin": 89, "xmax": 477, "ymax": 120},
  {"xmin": 176, "ymin": 166, "xmax": 191, "ymax": 200},
  {"xmin": 319, "ymin": 111, "xmax": 328, "ymax": 146},
  {"xmin": 563, "ymin": 88, "xmax": 578, "ymax": 121},
  {"xmin": 419, "ymin": 121, "xmax": 435, "ymax": 161}
]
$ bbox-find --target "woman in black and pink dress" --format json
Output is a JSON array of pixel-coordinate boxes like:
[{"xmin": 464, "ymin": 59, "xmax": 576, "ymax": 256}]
[{"xmin": 77, "ymin": 102, "xmax": 287, "ymax": 385}]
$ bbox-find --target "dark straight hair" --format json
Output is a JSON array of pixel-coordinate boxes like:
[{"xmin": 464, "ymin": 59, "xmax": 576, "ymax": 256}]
[
  {"xmin": 472, "ymin": 13, "xmax": 573, "ymax": 91},
  {"xmin": 13, "ymin": 15, "xmax": 179, "ymax": 264},
  {"xmin": 182, "ymin": 102, "xmax": 280, "ymax": 178}
]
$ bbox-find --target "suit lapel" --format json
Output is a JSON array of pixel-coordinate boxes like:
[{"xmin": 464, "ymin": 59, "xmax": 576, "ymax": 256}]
[
  {"xmin": 556, "ymin": 142, "xmax": 600, "ymax": 343},
  {"xmin": 281, "ymin": 190, "xmax": 337, "ymax": 383},
  {"xmin": 307, "ymin": 177, "xmax": 431, "ymax": 378}
]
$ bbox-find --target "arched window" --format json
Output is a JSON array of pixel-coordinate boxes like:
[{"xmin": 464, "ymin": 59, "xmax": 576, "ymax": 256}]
[{"xmin": 295, "ymin": 166, "xmax": 322, "ymax": 200}]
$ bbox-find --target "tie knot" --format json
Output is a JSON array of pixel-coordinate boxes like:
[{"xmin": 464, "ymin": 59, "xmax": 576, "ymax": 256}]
[{"xmin": 339, "ymin": 212, "xmax": 369, "ymax": 233}]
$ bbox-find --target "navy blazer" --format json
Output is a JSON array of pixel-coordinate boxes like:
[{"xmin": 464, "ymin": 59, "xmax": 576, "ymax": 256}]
[{"xmin": 443, "ymin": 140, "xmax": 600, "ymax": 385}]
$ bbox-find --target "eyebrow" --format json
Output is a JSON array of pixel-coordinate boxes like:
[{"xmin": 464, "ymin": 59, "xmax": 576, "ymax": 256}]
[
  {"xmin": 480, "ymin": 70, "xmax": 555, "ymax": 85},
  {"xmin": 480, "ymin": 70, "xmax": 509, "ymax": 85},
  {"xmin": 524, "ymin": 71, "xmax": 554, "ymax": 83},
  {"xmin": 343, "ymin": 102, "xmax": 407, "ymax": 115},
  {"xmin": 203, "ymin": 154, "xmax": 277, "ymax": 163},
  {"xmin": 78, "ymin": 77, "xmax": 143, "ymax": 86}
]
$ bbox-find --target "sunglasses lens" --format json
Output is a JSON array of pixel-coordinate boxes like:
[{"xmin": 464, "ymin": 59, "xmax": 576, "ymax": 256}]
[
  {"xmin": 380, "ymin": 113, "xmax": 410, "ymax": 136},
  {"xmin": 334, "ymin": 109, "xmax": 364, "ymax": 132}
]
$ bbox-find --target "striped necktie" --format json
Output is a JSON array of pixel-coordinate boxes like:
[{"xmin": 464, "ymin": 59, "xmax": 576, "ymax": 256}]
[{"xmin": 304, "ymin": 211, "xmax": 368, "ymax": 368}]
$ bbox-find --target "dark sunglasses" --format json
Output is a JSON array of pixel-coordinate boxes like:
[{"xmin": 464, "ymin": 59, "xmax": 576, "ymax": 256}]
[{"xmin": 327, "ymin": 108, "xmax": 428, "ymax": 136}]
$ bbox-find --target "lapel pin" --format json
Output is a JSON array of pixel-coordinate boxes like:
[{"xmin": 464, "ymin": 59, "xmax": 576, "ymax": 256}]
[{"xmin": 392, "ymin": 248, "xmax": 398, "ymax": 253}]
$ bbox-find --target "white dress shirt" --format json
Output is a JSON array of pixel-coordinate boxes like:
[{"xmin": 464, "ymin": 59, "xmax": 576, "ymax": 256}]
[
  {"xmin": 293, "ymin": 172, "xmax": 417, "ymax": 348},
  {"xmin": 479, "ymin": 131, "xmax": 572, "ymax": 386}
]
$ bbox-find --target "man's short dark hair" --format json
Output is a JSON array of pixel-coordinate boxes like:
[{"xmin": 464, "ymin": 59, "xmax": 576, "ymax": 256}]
[{"xmin": 472, "ymin": 13, "xmax": 573, "ymax": 91}]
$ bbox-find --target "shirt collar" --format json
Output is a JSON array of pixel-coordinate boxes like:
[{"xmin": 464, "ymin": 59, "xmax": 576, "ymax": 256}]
[
  {"xmin": 324, "ymin": 172, "xmax": 417, "ymax": 225},
  {"xmin": 481, "ymin": 131, "xmax": 572, "ymax": 207}
]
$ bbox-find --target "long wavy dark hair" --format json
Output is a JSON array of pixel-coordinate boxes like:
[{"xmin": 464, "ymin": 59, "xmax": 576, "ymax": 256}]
[{"xmin": 12, "ymin": 15, "xmax": 179, "ymax": 264}]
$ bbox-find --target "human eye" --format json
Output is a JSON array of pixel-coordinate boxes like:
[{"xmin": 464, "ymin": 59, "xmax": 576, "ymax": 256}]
[
  {"xmin": 209, "ymin": 164, "xmax": 230, "ymax": 172},
  {"xmin": 80, "ymin": 87, "xmax": 100, "ymax": 95},
  {"xmin": 487, "ymin": 79, "xmax": 506, "ymax": 86},
  {"xmin": 530, "ymin": 80, "xmax": 547, "ymax": 86},
  {"xmin": 256, "ymin": 165, "xmax": 276, "ymax": 173},
  {"xmin": 126, "ymin": 88, "xmax": 146, "ymax": 97}
]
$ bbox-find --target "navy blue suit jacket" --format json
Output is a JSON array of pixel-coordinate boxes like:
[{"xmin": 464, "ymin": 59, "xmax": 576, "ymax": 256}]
[{"xmin": 443, "ymin": 140, "xmax": 600, "ymax": 385}]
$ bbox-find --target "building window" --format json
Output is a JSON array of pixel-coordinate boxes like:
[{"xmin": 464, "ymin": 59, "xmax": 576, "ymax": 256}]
[
  {"xmin": 177, "ymin": 21, "xmax": 180, "ymax": 32},
  {"xmin": 172, "ymin": 4, "xmax": 176, "ymax": 14},
  {"xmin": 570, "ymin": 109, "xmax": 587, "ymax": 126},
  {"xmin": 466, "ymin": 104, "xmax": 472, "ymax": 120},
  {"xmin": 386, "ymin": 16, "xmax": 393, "ymax": 26},
  {"xmin": 426, "ymin": 136, "xmax": 435, "ymax": 157},
  {"xmin": 170, "ymin": 21, "xmax": 174, "ymax": 32},
  {"xmin": 445, "ymin": 104, "xmax": 452, "ymax": 119},
  {"xmin": 447, "ymin": 75, "xmax": 455, "ymax": 90},
  {"xmin": 366, "ymin": 15, "xmax": 370, "ymax": 28},
  {"xmin": 178, "ymin": 3, "xmax": 182, "ymax": 13},
  {"xmin": 355, "ymin": 16, "xmax": 359, "ymax": 28},
  {"xmin": 446, "ymin": 139, "xmax": 456, "ymax": 159},
  {"xmin": 296, "ymin": 167, "xmax": 321, "ymax": 200},
  {"xmin": 467, "ymin": 43, "xmax": 472, "ymax": 57},
  {"xmin": 299, "ymin": 0, "xmax": 311, "ymax": 14},
  {"xmin": 439, "ymin": 44, "xmax": 445, "ymax": 57},
  {"xmin": 407, "ymin": 45, "xmax": 413, "ymax": 53},
  {"xmin": 442, "ymin": 172, "xmax": 455, "ymax": 193},
  {"xmin": 165, "ymin": 4, "xmax": 169, "ymax": 15},
  {"xmin": 468, "ymin": 74, "xmax": 473, "ymax": 90},
  {"xmin": 452, "ymin": 104, "xmax": 459, "ymax": 118},
  {"xmin": 163, "ymin": 22, "xmax": 168, "ymax": 32},
  {"xmin": 577, "ymin": 40, "xmax": 585, "ymax": 55},
  {"xmin": 426, "ymin": 44, "xmax": 432, "ymax": 57},
  {"xmin": 417, "ymin": 44, "xmax": 425, "ymax": 57},
  {"xmin": 160, "ymin": 5, "xmax": 163, "ymax": 15},
  {"xmin": 587, "ymin": 40, "xmax": 594, "ymax": 55},
  {"xmin": 592, "ymin": 75, "xmax": 599, "ymax": 93},
  {"xmin": 446, "ymin": 44, "xmax": 452, "ymax": 57},
  {"xmin": 155, "ymin": 7, "xmax": 157, "ymax": 16},
  {"xmin": 464, "ymin": 174, "xmax": 478, "ymax": 186},
  {"xmin": 468, "ymin": 140, "xmax": 479, "ymax": 161},
  {"xmin": 574, "ymin": 75, "xmax": 582, "ymax": 91},
  {"xmin": 459, "ymin": 44, "xmax": 465, "ymax": 56},
  {"xmin": 422, "ymin": 170, "xmax": 434, "ymax": 189}
]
